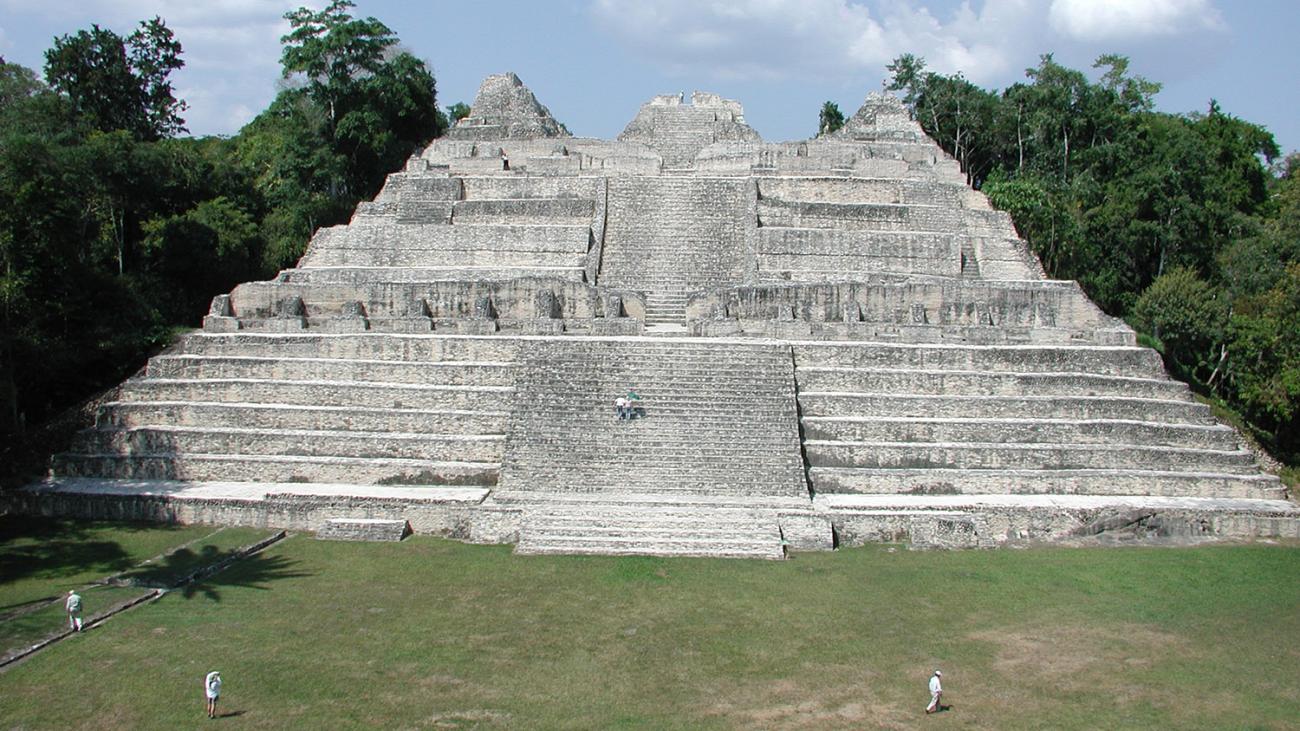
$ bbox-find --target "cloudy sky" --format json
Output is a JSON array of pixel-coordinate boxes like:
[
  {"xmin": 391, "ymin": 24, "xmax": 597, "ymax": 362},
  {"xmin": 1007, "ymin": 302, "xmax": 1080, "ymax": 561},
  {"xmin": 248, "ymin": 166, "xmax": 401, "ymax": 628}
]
[{"xmin": 1, "ymin": 0, "xmax": 1296, "ymax": 154}]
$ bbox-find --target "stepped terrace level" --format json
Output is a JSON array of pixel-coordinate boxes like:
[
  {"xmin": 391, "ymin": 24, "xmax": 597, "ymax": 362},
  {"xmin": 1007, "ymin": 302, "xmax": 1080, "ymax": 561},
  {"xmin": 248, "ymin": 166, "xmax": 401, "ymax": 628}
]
[{"xmin": 17, "ymin": 73, "xmax": 1297, "ymax": 557}]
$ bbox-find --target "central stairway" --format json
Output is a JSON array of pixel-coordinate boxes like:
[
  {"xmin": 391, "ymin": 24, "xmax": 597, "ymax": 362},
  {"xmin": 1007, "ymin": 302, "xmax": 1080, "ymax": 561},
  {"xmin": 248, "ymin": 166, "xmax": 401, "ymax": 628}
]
[{"xmin": 494, "ymin": 338, "xmax": 812, "ymax": 557}]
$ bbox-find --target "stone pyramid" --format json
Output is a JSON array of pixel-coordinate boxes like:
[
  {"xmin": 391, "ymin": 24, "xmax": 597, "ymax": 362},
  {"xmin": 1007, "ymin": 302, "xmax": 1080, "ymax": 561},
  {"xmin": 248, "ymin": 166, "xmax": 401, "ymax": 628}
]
[
  {"xmin": 448, "ymin": 72, "xmax": 567, "ymax": 141},
  {"xmin": 22, "ymin": 73, "xmax": 1297, "ymax": 556}
]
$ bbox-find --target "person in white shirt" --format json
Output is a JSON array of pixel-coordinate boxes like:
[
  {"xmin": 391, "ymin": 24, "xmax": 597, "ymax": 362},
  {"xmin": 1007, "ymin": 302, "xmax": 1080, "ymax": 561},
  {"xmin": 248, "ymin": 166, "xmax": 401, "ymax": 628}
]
[
  {"xmin": 204, "ymin": 671, "xmax": 222, "ymax": 719},
  {"xmin": 926, "ymin": 670, "xmax": 943, "ymax": 714},
  {"xmin": 64, "ymin": 590, "xmax": 83, "ymax": 632},
  {"xmin": 615, "ymin": 395, "xmax": 628, "ymax": 421}
]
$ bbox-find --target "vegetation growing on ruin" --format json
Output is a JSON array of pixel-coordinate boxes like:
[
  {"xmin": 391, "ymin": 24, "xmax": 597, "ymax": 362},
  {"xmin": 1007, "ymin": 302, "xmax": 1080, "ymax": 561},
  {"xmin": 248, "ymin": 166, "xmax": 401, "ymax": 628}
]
[{"xmin": 1, "ymin": 531, "xmax": 1298, "ymax": 729}]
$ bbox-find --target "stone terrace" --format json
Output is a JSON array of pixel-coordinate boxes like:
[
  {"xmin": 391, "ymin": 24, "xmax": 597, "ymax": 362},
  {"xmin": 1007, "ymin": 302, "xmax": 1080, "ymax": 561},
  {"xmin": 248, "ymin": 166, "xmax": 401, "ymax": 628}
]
[{"xmin": 18, "ymin": 74, "xmax": 1298, "ymax": 556}]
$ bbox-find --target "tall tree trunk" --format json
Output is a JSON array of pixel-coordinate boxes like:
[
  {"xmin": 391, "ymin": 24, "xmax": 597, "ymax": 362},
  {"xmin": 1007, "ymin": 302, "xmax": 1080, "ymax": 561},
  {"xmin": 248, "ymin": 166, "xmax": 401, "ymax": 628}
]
[
  {"xmin": 1016, "ymin": 104, "xmax": 1024, "ymax": 172},
  {"xmin": 1062, "ymin": 127, "xmax": 1070, "ymax": 181}
]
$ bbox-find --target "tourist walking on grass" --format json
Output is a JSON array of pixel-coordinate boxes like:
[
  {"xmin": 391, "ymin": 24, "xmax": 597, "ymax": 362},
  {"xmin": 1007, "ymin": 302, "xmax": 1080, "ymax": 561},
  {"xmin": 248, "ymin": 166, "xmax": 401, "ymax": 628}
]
[
  {"xmin": 925, "ymin": 670, "xmax": 943, "ymax": 714},
  {"xmin": 204, "ymin": 671, "xmax": 222, "ymax": 719},
  {"xmin": 64, "ymin": 590, "xmax": 83, "ymax": 632}
]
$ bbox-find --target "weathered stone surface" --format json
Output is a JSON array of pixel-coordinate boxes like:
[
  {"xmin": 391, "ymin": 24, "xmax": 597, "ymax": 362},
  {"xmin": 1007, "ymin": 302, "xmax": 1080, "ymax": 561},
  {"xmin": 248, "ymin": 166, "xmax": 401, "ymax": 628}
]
[
  {"xmin": 447, "ymin": 72, "xmax": 566, "ymax": 141},
  {"xmin": 317, "ymin": 517, "xmax": 410, "ymax": 541},
  {"xmin": 24, "ymin": 72, "xmax": 1295, "ymax": 558}
]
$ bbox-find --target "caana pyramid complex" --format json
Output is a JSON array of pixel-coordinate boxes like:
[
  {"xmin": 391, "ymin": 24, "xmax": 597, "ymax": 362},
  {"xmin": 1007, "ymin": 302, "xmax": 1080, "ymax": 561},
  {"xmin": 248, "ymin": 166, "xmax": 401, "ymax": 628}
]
[{"xmin": 18, "ymin": 73, "xmax": 1299, "ymax": 556}]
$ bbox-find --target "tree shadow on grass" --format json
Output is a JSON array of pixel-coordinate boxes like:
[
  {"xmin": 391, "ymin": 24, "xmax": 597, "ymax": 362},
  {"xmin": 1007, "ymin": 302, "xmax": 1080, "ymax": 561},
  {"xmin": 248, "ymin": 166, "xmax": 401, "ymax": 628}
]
[
  {"xmin": 0, "ymin": 517, "xmax": 133, "ymax": 594},
  {"xmin": 155, "ymin": 550, "xmax": 312, "ymax": 603}
]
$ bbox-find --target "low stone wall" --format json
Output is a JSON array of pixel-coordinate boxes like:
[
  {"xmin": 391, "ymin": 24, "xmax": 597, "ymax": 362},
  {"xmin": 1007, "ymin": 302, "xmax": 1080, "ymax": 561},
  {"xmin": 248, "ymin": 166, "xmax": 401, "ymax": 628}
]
[
  {"xmin": 686, "ymin": 280, "xmax": 1134, "ymax": 345},
  {"xmin": 6, "ymin": 490, "xmax": 478, "ymax": 537},
  {"xmin": 215, "ymin": 277, "xmax": 647, "ymax": 326},
  {"xmin": 828, "ymin": 504, "xmax": 1300, "ymax": 549}
]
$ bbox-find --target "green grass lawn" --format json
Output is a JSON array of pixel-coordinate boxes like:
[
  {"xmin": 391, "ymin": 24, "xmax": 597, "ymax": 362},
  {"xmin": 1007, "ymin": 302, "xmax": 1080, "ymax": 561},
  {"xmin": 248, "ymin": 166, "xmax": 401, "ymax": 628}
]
[
  {"xmin": 0, "ymin": 520, "xmax": 278, "ymax": 661},
  {"xmin": 1, "ymin": 533, "xmax": 1297, "ymax": 730},
  {"xmin": 114, "ymin": 526, "xmax": 277, "ymax": 589},
  {"xmin": 0, "ymin": 584, "xmax": 152, "ymax": 657},
  {"xmin": 0, "ymin": 517, "xmax": 216, "ymax": 610}
]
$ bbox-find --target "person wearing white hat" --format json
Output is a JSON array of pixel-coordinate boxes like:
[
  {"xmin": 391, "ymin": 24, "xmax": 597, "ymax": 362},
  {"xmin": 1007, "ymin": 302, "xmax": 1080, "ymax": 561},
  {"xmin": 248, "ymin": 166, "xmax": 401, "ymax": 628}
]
[
  {"xmin": 926, "ymin": 670, "xmax": 943, "ymax": 714},
  {"xmin": 204, "ymin": 671, "xmax": 222, "ymax": 719}
]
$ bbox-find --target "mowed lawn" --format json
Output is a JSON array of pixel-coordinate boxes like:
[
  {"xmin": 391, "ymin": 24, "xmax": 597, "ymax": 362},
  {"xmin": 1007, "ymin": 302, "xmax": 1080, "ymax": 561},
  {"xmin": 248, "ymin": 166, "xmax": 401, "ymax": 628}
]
[
  {"xmin": 0, "ymin": 519, "xmax": 279, "ymax": 661},
  {"xmin": 1, "ymin": 530, "xmax": 1298, "ymax": 730}
]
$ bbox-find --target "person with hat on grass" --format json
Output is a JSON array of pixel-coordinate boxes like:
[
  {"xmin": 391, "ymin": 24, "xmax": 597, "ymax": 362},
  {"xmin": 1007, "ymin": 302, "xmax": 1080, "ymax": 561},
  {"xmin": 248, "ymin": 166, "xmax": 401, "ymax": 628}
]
[
  {"xmin": 926, "ymin": 670, "xmax": 943, "ymax": 714},
  {"xmin": 204, "ymin": 671, "xmax": 222, "ymax": 719}
]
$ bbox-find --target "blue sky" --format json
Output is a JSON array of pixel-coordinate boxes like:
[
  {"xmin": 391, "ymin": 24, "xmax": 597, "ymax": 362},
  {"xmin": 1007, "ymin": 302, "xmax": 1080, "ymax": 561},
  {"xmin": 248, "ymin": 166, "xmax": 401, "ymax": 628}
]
[{"xmin": 1, "ymin": 1, "xmax": 1296, "ymax": 155}]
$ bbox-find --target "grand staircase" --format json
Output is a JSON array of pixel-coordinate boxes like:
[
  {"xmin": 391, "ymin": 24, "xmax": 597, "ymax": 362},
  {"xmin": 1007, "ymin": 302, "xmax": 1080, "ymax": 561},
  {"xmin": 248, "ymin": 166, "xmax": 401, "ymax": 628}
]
[{"xmin": 494, "ymin": 338, "xmax": 814, "ymax": 557}]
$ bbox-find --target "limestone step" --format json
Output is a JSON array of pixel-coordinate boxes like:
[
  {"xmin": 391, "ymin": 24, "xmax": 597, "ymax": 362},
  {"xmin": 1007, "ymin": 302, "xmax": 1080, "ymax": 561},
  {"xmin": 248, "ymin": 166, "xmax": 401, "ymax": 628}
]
[
  {"xmin": 804, "ymin": 440, "xmax": 1258, "ymax": 473},
  {"xmin": 53, "ymin": 452, "xmax": 500, "ymax": 486},
  {"xmin": 757, "ymin": 198, "xmax": 968, "ymax": 233},
  {"xmin": 317, "ymin": 518, "xmax": 411, "ymax": 541},
  {"xmin": 491, "ymin": 490, "xmax": 815, "ymax": 511},
  {"xmin": 452, "ymin": 198, "xmax": 594, "ymax": 225},
  {"xmin": 792, "ymin": 343, "xmax": 1166, "ymax": 377},
  {"xmin": 97, "ymin": 402, "xmax": 508, "ymax": 434},
  {"xmin": 794, "ymin": 367, "xmax": 1187, "ymax": 399},
  {"xmin": 280, "ymin": 265, "xmax": 586, "ymax": 284},
  {"xmin": 77, "ymin": 426, "xmax": 505, "ymax": 462},
  {"xmin": 516, "ymin": 537, "xmax": 783, "ymax": 559},
  {"xmin": 374, "ymin": 174, "xmax": 462, "ymax": 201},
  {"xmin": 516, "ymin": 503, "xmax": 785, "ymax": 558},
  {"xmin": 118, "ymin": 378, "xmax": 514, "ymax": 411},
  {"xmin": 512, "ymin": 429, "xmax": 799, "ymax": 448},
  {"xmin": 815, "ymin": 493, "xmax": 1300, "ymax": 545},
  {"xmin": 458, "ymin": 176, "xmax": 601, "ymax": 200},
  {"xmin": 301, "ymin": 248, "xmax": 587, "ymax": 269},
  {"xmin": 797, "ymin": 392, "xmax": 1214, "ymax": 424},
  {"xmin": 504, "ymin": 464, "xmax": 806, "ymax": 484},
  {"xmin": 756, "ymin": 176, "xmax": 978, "ymax": 207},
  {"xmin": 177, "ymin": 333, "xmax": 524, "ymax": 362},
  {"xmin": 801, "ymin": 417, "xmax": 1240, "ymax": 450},
  {"xmin": 307, "ymin": 222, "xmax": 590, "ymax": 253},
  {"xmin": 147, "ymin": 355, "xmax": 516, "ymax": 386},
  {"xmin": 808, "ymin": 467, "xmax": 1286, "ymax": 500}
]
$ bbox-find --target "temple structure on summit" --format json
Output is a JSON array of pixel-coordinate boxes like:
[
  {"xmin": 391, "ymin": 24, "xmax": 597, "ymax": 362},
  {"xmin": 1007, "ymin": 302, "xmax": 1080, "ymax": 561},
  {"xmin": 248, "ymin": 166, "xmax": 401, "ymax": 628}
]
[{"xmin": 20, "ymin": 72, "xmax": 1298, "ymax": 556}]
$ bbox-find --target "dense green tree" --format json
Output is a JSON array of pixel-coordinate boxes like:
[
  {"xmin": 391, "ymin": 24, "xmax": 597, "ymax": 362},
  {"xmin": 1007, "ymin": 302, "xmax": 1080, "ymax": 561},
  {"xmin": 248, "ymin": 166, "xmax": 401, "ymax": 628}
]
[
  {"xmin": 818, "ymin": 101, "xmax": 844, "ymax": 136},
  {"xmin": 888, "ymin": 55, "xmax": 1001, "ymax": 186},
  {"xmin": 1225, "ymin": 264, "xmax": 1300, "ymax": 455},
  {"xmin": 880, "ymin": 52, "xmax": 1293, "ymax": 460},
  {"xmin": 127, "ymin": 17, "xmax": 188, "ymax": 139},
  {"xmin": 43, "ymin": 17, "xmax": 186, "ymax": 141},
  {"xmin": 281, "ymin": 0, "xmax": 397, "ymax": 136},
  {"xmin": 242, "ymin": 1, "xmax": 447, "ymax": 267},
  {"xmin": 2, "ymin": 2, "xmax": 449, "ymax": 470},
  {"xmin": 1132, "ymin": 266, "xmax": 1228, "ymax": 382},
  {"xmin": 447, "ymin": 101, "xmax": 471, "ymax": 124}
]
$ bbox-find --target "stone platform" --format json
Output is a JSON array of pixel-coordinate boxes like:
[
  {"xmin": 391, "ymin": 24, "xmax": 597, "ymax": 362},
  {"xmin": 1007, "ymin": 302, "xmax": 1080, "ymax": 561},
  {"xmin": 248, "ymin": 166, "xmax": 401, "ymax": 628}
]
[{"xmin": 16, "ymin": 73, "xmax": 1298, "ymax": 557}]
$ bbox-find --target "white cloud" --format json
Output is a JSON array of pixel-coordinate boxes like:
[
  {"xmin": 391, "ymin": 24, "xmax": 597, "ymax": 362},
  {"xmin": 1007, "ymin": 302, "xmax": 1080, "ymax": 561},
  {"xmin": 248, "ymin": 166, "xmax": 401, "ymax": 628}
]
[
  {"xmin": 590, "ymin": 0, "xmax": 1228, "ymax": 88},
  {"xmin": 1048, "ymin": 0, "xmax": 1224, "ymax": 41},
  {"xmin": 590, "ymin": 0, "xmax": 1047, "ymax": 86},
  {"xmin": 0, "ymin": 0, "xmax": 305, "ymax": 135}
]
